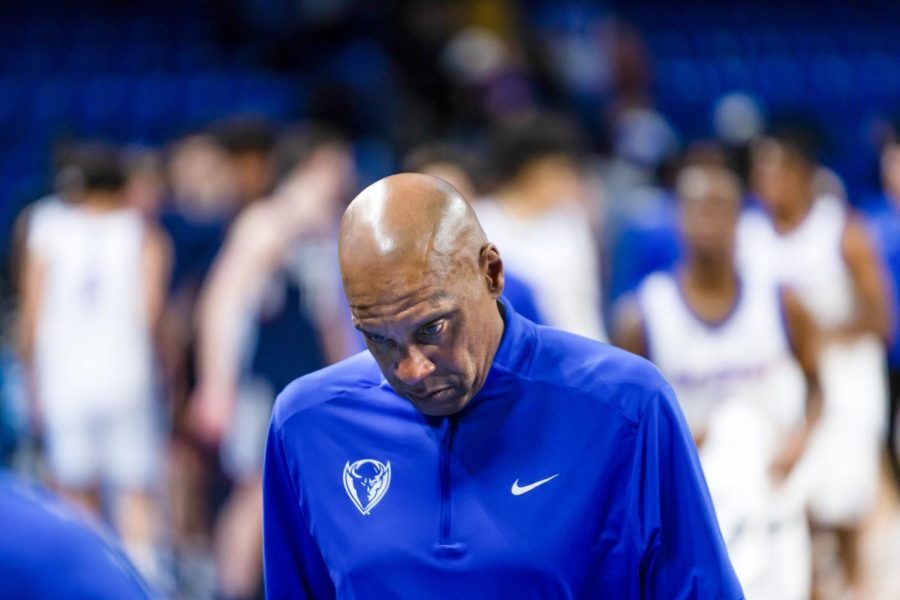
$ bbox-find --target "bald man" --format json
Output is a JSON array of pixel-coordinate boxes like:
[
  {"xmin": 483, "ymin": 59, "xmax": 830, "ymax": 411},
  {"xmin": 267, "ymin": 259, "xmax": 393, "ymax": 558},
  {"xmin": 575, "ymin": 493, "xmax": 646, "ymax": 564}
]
[
  {"xmin": 614, "ymin": 164, "xmax": 820, "ymax": 598},
  {"xmin": 262, "ymin": 174, "xmax": 742, "ymax": 598}
]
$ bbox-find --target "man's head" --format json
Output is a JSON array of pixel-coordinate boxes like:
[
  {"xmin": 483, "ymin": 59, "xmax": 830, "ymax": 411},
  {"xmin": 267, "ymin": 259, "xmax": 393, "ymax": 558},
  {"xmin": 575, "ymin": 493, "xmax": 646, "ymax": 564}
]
[
  {"xmin": 61, "ymin": 142, "xmax": 127, "ymax": 206},
  {"xmin": 676, "ymin": 164, "xmax": 742, "ymax": 266},
  {"xmin": 751, "ymin": 124, "xmax": 818, "ymax": 217},
  {"xmin": 212, "ymin": 117, "xmax": 276, "ymax": 205},
  {"xmin": 167, "ymin": 135, "xmax": 237, "ymax": 215},
  {"xmin": 272, "ymin": 123, "xmax": 352, "ymax": 185},
  {"xmin": 339, "ymin": 173, "xmax": 505, "ymax": 416},
  {"xmin": 490, "ymin": 114, "xmax": 586, "ymax": 207},
  {"xmin": 403, "ymin": 142, "xmax": 480, "ymax": 201},
  {"xmin": 880, "ymin": 120, "xmax": 900, "ymax": 206},
  {"xmin": 882, "ymin": 141, "xmax": 900, "ymax": 206},
  {"xmin": 272, "ymin": 123, "xmax": 356, "ymax": 207}
]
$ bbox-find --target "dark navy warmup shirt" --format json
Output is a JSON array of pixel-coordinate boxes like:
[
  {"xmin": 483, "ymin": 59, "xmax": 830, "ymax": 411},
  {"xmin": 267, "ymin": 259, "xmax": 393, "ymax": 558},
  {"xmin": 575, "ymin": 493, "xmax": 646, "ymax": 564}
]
[{"xmin": 263, "ymin": 298, "xmax": 742, "ymax": 599}]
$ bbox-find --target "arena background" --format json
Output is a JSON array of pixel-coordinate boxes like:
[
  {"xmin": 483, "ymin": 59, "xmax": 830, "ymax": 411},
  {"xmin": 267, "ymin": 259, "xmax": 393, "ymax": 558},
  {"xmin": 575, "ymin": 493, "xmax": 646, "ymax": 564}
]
[{"xmin": 0, "ymin": 1, "xmax": 898, "ymax": 598}]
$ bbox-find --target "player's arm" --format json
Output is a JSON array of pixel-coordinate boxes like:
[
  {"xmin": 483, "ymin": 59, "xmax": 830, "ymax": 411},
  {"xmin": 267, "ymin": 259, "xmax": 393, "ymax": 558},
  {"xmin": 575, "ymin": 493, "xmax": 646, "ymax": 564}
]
[
  {"xmin": 18, "ymin": 246, "xmax": 46, "ymax": 425},
  {"xmin": 276, "ymin": 152, "xmax": 358, "ymax": 364},
  {"xmin": 9, "ymin": 204, "xmax": 33, "ymax": 298},
  {"xmin": 16, "ymin": 209, "xmax": 46, "ymax": 427},
  {"xmin": 18, "ymin": 248, "xmax": 44, "ymax": 368},
  {"xmin": 611, "ymin": 294, "xmax": 647, "ymax": 358},
  {"xmin": 140, "ymin": 224, "xmax": 172, "ymax": 336},
  {"xmin": 771, "ymin": 288, "xmax": 823, "ymax": 481},
  {"xmin": 192, "ymin": 205, "xmax": 285, "ymax": 443},
  {"xmin": 263, "ymin": 419, "xmax": 335, "ymax": 599},
  {"xmin": 312, "ymin": 292, "xmax": 358, "ymax": 365},
  {"xmin": 838, "ymin": 216, "xmax": 893, "ymax": 341},
  {"xmin": 15, "ymin": 209, "xmax": 39, "ymax": 366},
  {"xmin": 632, "ymin": 385, "xmax": 743, "ymax": 597}
]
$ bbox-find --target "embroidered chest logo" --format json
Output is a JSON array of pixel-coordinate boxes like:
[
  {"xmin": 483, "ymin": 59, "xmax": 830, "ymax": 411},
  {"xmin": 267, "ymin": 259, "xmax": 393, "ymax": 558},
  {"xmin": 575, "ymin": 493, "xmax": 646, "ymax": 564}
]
[{"xmin": 343, "ymin": 459, "xmax": 392, "ymax": 515}]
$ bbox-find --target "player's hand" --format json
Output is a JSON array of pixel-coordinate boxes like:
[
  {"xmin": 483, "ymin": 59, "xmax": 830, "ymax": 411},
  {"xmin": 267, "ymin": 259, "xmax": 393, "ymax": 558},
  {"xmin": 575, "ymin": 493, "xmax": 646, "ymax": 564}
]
[
  {"xmin": 820, "ymin": 323, "xmax": 867, "ymax": 346},
  {"xmin": 187, "ymin": 384, "xmax": 236, "ymax": 447},
  {"xmin": 769, "ymin": 430, "xmax": 806, "ymax": 483},
  {"xmin": 692, "ymin": 428, "xmax": 708, "ymax": 449}
]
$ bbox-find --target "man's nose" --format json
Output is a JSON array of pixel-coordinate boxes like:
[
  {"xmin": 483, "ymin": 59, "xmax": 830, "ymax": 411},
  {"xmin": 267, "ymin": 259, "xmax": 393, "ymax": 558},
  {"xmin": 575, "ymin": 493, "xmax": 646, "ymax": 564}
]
[{"xmin": 394, "ymin": 345, "xmax": 436, "ymax": 386}]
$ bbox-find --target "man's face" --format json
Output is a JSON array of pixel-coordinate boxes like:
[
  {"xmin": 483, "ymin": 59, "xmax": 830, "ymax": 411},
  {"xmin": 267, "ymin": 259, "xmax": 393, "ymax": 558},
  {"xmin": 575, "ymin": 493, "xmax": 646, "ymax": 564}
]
[
  {"xmin": 881, "ymin": 143, "xmax": 900, "ymax": 204},
  {"xmin": 231, "ymin": 150, "xmax": 273, "ymax": 205},
  {"xmin": 679, "ymin": 182, "xmax": 739, "ymax": 263},
  {"xmin": 345, "ymin": 248, "xmax": 502, "ymax": 416},
  {"xmin": 751, "ymin": 139, "xmax": 810, "ymax": 215},
  {"xmin": 522, "ymin": 154, "xmax": 585, "ymax": 209}
]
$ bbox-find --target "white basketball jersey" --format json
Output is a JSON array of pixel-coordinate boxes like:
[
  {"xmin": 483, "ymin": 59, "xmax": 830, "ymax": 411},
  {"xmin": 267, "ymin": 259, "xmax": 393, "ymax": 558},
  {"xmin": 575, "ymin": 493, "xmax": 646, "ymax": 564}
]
[
  {"xmin": 736, "ymin": 194, "xmax": 887, "ymax": 429},
  {"xmin": 637, "ymin": 271, "xmax": 806, "ymax": 436},
  {"xmin": 736, "ymin": 194, "xmax": 854, "ymax": 329},
  {"xmin": 475, "ymin": 198, "xmax": 608, "ymax": 341},
  {"xmin": 29, "ymin": 202, "xmax": 154, "ymax": 415}
]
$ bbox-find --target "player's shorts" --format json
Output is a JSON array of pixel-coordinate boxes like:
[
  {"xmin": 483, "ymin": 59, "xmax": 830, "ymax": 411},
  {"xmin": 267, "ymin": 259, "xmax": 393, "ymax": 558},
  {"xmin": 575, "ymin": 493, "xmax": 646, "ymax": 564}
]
[
  {"xmin": 800, "ymin": 336, "xmax": 887, "ymax": 525},
  {"xmin": 763, "ymin": 474, "xmax": 812, "ymax": 600},
  {"xmin": 43, "ymin": 400, "xmax": 161, "ymax": 491},
  {"xmin": 700, "ymin": 396, "xmax": 811, "ymax": 600},
  {"xmin": 819, "ymin": 335, "xmax": 887, "ymax": 429},
  {"xmin": 221, "ymin": 377, "xmax": 274, "ymax": 482},
  {"xmin": 700, "ymin": 398, "xmax": 775, "ymax": 597},
  {"xmin": 798, "ymin": 416, "xmax": 882, "ymax": 525}
]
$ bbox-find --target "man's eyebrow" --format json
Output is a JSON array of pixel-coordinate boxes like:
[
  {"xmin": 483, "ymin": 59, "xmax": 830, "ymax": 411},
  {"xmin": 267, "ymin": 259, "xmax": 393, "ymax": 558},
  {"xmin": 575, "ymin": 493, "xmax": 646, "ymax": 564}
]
[
  {"xmin": 353, "ymin": 323, "xmax": 378, "ymax": 336},
  {"xmin": 353, "ymin": 308, "xmax": 458, "ymax": 334},
  {"xmin": 413, "ymin": 309, "xmax": 457, "ymax": 330}
]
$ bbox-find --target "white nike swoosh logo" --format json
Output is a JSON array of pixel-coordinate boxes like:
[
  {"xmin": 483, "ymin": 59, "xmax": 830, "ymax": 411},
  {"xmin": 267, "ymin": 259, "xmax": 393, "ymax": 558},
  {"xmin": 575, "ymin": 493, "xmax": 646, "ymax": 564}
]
[{"xmin": 511, "ymin": 474, "xmax": 559, "ymax": 496}]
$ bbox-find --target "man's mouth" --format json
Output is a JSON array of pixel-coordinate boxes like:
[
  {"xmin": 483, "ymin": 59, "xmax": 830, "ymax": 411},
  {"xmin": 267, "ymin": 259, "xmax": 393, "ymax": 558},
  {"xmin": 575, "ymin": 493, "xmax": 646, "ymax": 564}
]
[{"xmin": 407, "ymin": 387, "xmax": 452, "ymax": 403}]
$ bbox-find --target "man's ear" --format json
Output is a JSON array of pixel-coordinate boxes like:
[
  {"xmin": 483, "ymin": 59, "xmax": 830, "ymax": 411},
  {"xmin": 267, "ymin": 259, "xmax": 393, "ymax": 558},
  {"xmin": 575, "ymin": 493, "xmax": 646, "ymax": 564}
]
[{"xmin": 480, "ymin": 243, "xmax": 505, "ymax": 299}]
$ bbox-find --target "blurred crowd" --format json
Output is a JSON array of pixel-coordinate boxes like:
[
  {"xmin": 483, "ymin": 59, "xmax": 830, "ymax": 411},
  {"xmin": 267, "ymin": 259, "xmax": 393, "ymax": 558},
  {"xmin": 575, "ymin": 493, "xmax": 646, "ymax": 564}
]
[{"xmin": 1, "ymin": 1, "xmax": 900, "ymax": 599}]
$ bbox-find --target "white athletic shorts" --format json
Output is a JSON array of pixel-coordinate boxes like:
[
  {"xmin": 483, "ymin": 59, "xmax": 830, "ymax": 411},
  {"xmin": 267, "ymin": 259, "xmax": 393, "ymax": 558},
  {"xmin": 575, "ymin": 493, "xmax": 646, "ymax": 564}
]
[
  {"xmin": 800, "ymin": 336, "xmax": 887, "ymax": 525},
  {"xmin": 44, "ymin": 401, "xmax": 161, "ymax": 491},
  {"xmin": 700, "ymin": 397, "xmax": 811, "ymax": 600},
  {"xmin": 700, "ymin": 398, "xmax": 775, "ymax": 597},
  {"xmin": 764, "ymin": 481, "xmax": 812, "ymax": 600}
]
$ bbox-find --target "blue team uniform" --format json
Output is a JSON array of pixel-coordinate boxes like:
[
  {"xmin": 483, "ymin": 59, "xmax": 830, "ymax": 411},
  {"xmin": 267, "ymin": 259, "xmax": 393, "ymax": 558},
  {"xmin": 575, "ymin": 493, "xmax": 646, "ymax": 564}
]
[
  {"xmin": 0, "ymin": 472, "xmax": 151, "ymax": 599},
  {"xmin": 263, "ymin": 298, "xmax": 742, "ymax": 598}
]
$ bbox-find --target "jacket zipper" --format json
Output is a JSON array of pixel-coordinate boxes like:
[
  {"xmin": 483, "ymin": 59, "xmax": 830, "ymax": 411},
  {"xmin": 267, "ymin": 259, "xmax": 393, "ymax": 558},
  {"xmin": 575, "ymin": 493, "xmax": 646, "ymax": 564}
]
[{"xmin": 438, "ymin": 416, "xmax": 458, "ymax": 547}]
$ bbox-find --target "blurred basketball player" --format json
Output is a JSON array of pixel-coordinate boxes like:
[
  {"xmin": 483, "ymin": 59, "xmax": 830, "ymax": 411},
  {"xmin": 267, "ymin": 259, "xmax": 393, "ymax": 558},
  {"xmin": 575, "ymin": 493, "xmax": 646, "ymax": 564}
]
[
  {"xmin": 739, "ymin": 126, "xmax": 893, "ymax": 596},
  {"xmin": 866, "ymin": 128, "xmax": 900, "ymax": 489},
  {"xmin": 156, "ymin": 134, "xmax": 240, "ymax": 593},
  {"xmin": 18, "ymin": 144, "xmax": 170, "ymax": 582},
  {"xmin": 614, "ymin": 163, "xmax": 821, "ymax": 598},
  {"xmin": 191, "ymin": 125, "xmax": 356, "ymax": 599},
  {"xmin": 403, "ymin": 141, "xmax": 545, "ymax": 325},
  {"xmin": 477, "ymin": 114, "xmax": 607, "ymax": 340}
]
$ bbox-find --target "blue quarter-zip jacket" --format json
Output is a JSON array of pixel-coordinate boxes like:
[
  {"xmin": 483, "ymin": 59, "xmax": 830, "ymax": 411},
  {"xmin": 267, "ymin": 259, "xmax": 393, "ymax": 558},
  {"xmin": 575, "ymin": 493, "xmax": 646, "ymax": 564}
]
[
  {"xmin": 0, "ymin": 472, "xmax": 151, "ymax": 599},
  {"xmin": 263, "ymin": 298, "xmax": 742, "ymax": 599}
]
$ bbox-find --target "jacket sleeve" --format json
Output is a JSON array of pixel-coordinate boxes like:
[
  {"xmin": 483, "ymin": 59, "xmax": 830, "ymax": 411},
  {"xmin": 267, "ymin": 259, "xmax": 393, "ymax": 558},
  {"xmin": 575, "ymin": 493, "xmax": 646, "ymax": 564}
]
[
  {"xmin": 263, "ymin": 420, "xmax": 335, "ymax": 599},
  {"xmin": 632, "ymin": 384, "xmax": 744, "ymax": 599}
]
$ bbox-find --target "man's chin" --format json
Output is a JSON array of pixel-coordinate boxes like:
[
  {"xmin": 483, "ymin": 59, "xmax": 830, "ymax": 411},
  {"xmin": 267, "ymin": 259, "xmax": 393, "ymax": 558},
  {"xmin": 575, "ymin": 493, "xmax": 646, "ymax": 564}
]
[{"xmin": 406, "ymin": 388, "xmax": 468, "ymax": 416}]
